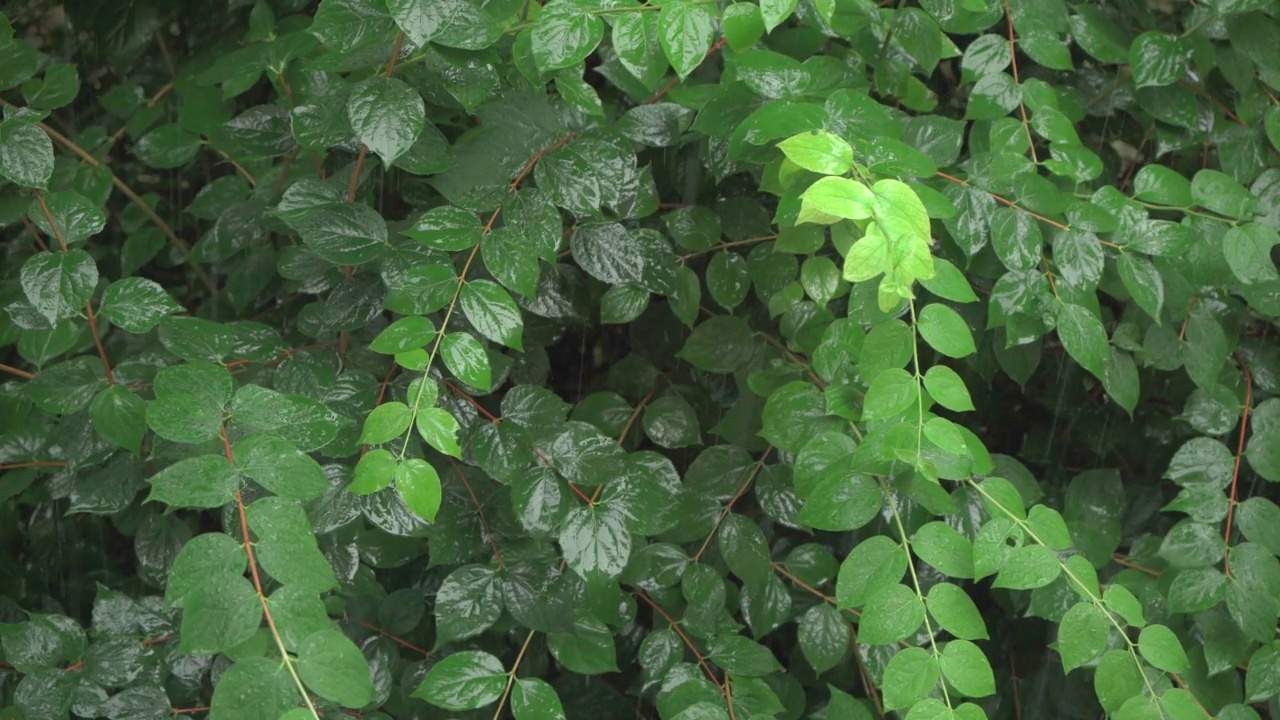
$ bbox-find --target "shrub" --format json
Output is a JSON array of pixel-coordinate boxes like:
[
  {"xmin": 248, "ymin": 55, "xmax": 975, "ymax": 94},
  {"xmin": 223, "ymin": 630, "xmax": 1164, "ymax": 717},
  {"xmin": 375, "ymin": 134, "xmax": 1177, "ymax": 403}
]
[{"xmin": 1, "ymin": 0, "xmax": 1279, "ymax": 718}]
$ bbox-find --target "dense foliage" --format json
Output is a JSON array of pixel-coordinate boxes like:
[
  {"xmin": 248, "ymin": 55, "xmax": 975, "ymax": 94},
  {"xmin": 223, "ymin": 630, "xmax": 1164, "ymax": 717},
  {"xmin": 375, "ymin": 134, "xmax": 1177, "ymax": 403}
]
[{"xmin": 2, "ymin": 0, "xmax": 1280, "ymax": 718}]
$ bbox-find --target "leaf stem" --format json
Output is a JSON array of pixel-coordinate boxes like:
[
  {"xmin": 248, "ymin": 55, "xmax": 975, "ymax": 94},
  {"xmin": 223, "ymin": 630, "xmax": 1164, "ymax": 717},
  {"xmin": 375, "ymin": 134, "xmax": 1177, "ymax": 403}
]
[
  {"xmin": 0, "ymin": 363, "xmax": 35, "ymax": 380},
  {"xmin": 882, "ymin": 479, "xmax": 956, "ymax": 711},
  {"xmin": 23, "ymin": 117, "xmax": 219, "ymax": 296},
  {"xmin": 1003, "ymin": 0, "xmax": 1038, "ymax": 163},
  {"xmin": 964, "ymin": 478, "xmax": 1165, "ymax": 711},
  {"xmin": 33, "ymin": 190, "xmax": 115, "ymax": 386},
  {"xmin": 1223, "ymin": 355, "xmax": 1253, "ymax": 576},
  {"xmin": 222, "ymin": 425, "xmax": 319, "ymax": 719},
  {"xmin": 692, "ymin": 447, "xmax": 773, "ymax": 562}
]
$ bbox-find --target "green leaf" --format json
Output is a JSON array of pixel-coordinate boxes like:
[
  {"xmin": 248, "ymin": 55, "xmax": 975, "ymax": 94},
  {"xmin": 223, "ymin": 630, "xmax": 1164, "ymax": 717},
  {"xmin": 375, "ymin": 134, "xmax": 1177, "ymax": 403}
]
[
  {"xmin": 992, "ymin": 545, "xmax": 1061, "ymax": 589},
  {"xmin": 347, "ymin": 76, "xmax": 424, "ymax": 166},
  {"xmin": 287, "ymin": 203, "xmax": 388, "ymax": 266},
  {"xmin": 965, "ymin": 72, "xmax": 1021, "ymax": 120},
  {"xmin": 858, "ymin": 583, "xmax": 925, "ymax": 644},
  {"xmin": 349, "ymin": 449, "xmax": 398, "ymax": 495},
  {"xmin": 1236, "ymin": 498, "xmax": 1280, "ymax": 556},
  {"xmin": 1224, "ymin": 224, "xmax": 1280, "ymax": 285},
  {"xmin": 839, "ymin": 535, "xmax": 911, "ymax": 607},
  {"xmin": 548, "ymin": 616, "xmax": 619, "ymax": 674},
  {"xmin": 1116, "ymin": 253, "xmax": 1165, "ymax": 321},
  {"xmin": 1245, "ymin": 645, "xmax": 1280, "ymax": 703},
  {"xmin": 297, "ymin": 629, "xmax": 375, "ymax": 708},
  {"xmin": 402, "ymin": 205, "xmax": 482, "ymax": 251},
  {"xmin": 917, "ymin": 303, "xmax": 976, "ymax": 358},
  {"xmin": 20, "ymin": 249, "xmax": 97, "ymax": 324},
  {"xmin": 658, "ymin": 1, "xmax": 718, "ymax": 80},
  {"xmin": 1052, "ymin": 228, "xmax": 1103, "ymax": 289},
  {"xmin": 759, "ymin": 0, "xmax": 796, "ymax": 32},
  {"xmin": 89, "ymin": 386, "xmax": 147, "ymax": 453},
  {"xmin": 513, "ymin": 678, "xmax": 567, "ymax": 720},
  {"xmin": 912, "ymin": 521, "xmax": 975, "ymax": 578},
  {"xmin": 178, "ymin": 575, "xmax": 261, "ymax": 654},
  {"xmin": 441, "ymin": 332, "xmax": 492, "ymax": 390},
  {"xmin": 460, "ymin": 279, "xmax": 524, "ymax": 350},
  {"xmin": 939, "ymin": 639, "xmax": 996, "ymax": 697},
  {"xmin": 1137, "ymin": 624, "xmax": 1190, "ymax": 673},
  {"xmin": 1027, "ymin": 505, "xmax": 1073, "ymax": 550},
  {"xmin": 1191, "ymin": 169, "xmax": 1260, "ymax": 219},
  {"xmin": 360, "ymin": 402, "xmax": 413, "ymax": 445},
  {"xmin": 923, "ymin": 365, "xmax": 975, "ymax": 412},
  {"xmin": 1094, "ymin": 648, "xmax": 1144, "ymax": 712},
  {"xmin": 882, "ymin": 646, "xmax": 939, "ymax": 710},
  {"xmin": 799, "ymin": 176, "xmax": 874, "ymax": 225},
  {"xmin": 707, "ymin": 634, "xmax": 784, "ymax": 676},
  {"xmin": 1129, "ymin": 31, "xmax": 1187, "ymax": 88},
  {"xmin": 920, "ymin": 257, "xmax": 979, "ymax": 304},
  {"xmin": 233, "ymin": 433, "xmax": 329, "ymax": 502},
  {"xmin": 1056, "ymin": 303, "xmax": 1109, "ymax": 380},
  {"xmin": 133, "ymin": 123, "xmax": 202, "ymax": 169},
  {"xmin": 0, "ymin": 117, "xmax": 53, "ymax": 188},
  {"xmin": 1103, "ymin": 585, "xmax": 1147, "ymax": 627},
  {"xmin": 370, "ymin": 316, "xmax": 436, "ymax": 354},
  {"xmin": 1133, "ymin": 164, "xmax": 1193, "ymax": 206},
  {"xmin": 98, "ymin": 277, "xmax": 182, "ymax": 333},
  {"xmin": 571, "ymin": 223, "xmax": 679, "ymax": 294},
  {"xmin": 798, "ymin": 472, "xmax": 881, "ymax": 531},
  {"xmin": 417, "ymin": 407, "xmax": 462, "ymax": 458},
  {"xmin": 413, "ymin": 651, "xmax": 507, "ymax": 711},
  {"xmin": 531, "ymin": 1, "xmax": 604, "ymax": 73},
  {"xmin": 797, "ymin": 604, "xmax": 849, "ymax": 673},
  {"xmin": 165, "ymin": 532, "xmax": 247, "ymax": 608},
  {"xmin": 560, "ymin": 504, "xmax": 631, "ymax": 579},
  {"xmin": 23, "ymin": 63, "xmax": 79, "ymax": 110},
  {"xmin": 862, "ymin": 368, "xmax": 918, "ymax": 420},
  {"xmin": 246, "ymin": 497, "xmax": 338, "ymax": 593},
  {"xmin": 677, "ymin": 315, "xmax": 756, "ymax": 373},
  {"xmin": 642, "ymin": 394, "xmax": 702, "ymax": 448},
  {"xmin": 27, "ymin": 190, "xmax": 105, "ymax": 245},
  {"xmin": 387, "ymin": 0, "xmax": 501, "ymax": 50},
  {"xmin": 722, "ymin": 3, "xmax": 765, "ymax": 52},
  {"xmin": 436, "ymin": 565, "xmax": 503, "ymax": 643},
  {"xmin": 396, "ymin": 458, "xmax": 442, "ymax": 521},
  {"xmin": 208, "ymin": 656, "xmax": 299, "ymax": 720},
  {"xmin": 925, "ymin": 582, "xmax": 988, "ymax": 640},
  {"xmin": 778, "ymin": 131, "xmax": 854, "ymax": 175},
  {"xmin": 613, "ymin": 13, "xmax": 667, "ymax": 91},
  {"xmin": 1057, "ymin": 602, "xmax": 1110, "ymax": 672},
  {"xmin": 148, "ymin": 455, "xmax": 239, "ymax": 509}
]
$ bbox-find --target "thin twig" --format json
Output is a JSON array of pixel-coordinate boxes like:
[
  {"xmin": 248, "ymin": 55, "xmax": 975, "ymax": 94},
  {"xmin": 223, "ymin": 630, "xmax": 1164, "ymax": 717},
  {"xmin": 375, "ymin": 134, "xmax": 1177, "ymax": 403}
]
[
  {"xmin": 693, "ymin": 448, "xmax": 774, "ymax": 562},
  {"xmin": 222, "ymin": 426, "xmax": 320, "ymax": 719},
  {"xmin": 1003, "ymin": 0, "xmax": 1038, "ymax": 163},
  {"xmin": 0, "ymin": 364, "xmax": 35, "ymax": 380},
  {"xmin": 447, "ymin": 459, "xmax": 505, "ymax": 568},
  {"xmin": 635, "ymin": 590, "xmax": 722, "ymax": 689},
  {"xmin": 1223, "ymin": 356, "xmax": 1253, "ymax": 577},
  {"xmin": 27, "ymin": 119, "xmax": 219, "ymax": 295},
  {"xmin": 34, "ymin": 191, "xmax": 115, "ymax": 385},
  {"xmin": 358, "ymin": 620, "xmax": 431, "ymax": 656}
]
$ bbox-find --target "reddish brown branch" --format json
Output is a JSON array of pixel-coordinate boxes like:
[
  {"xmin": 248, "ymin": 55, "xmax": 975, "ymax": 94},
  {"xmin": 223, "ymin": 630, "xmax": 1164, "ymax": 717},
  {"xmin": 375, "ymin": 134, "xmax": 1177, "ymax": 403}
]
[
  {"xmin": 0, "ymin": 363, "xmax": 35, "ymax": 380},
  {"xmin": 34, "ymin": 191, "xmax": 115, "ymax": 385},
  {"xmin": 693, "ymin": 447, "xmax": 773, "ymax": 561},
  {"xmin": 1003, "ymin": 0, "xmax": 1037, "ymax": 163},
  {"xmin": 635, "ymin": 590, "xmax": 723, "ymax": 690},
  {"xmin": 358, "ymin": 620, "xmax": 430, "ymax": 657},
  {"xmin": 1224, "ymin": 356, "xmax": 1254, "ymax": 576},
  {"xmin": 447, "ymin": 459, "xmax": 505, "ymax": 568},
  {"xmin": 648, "ymin": 38, "xmax": 728, "ymax": 104}
]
